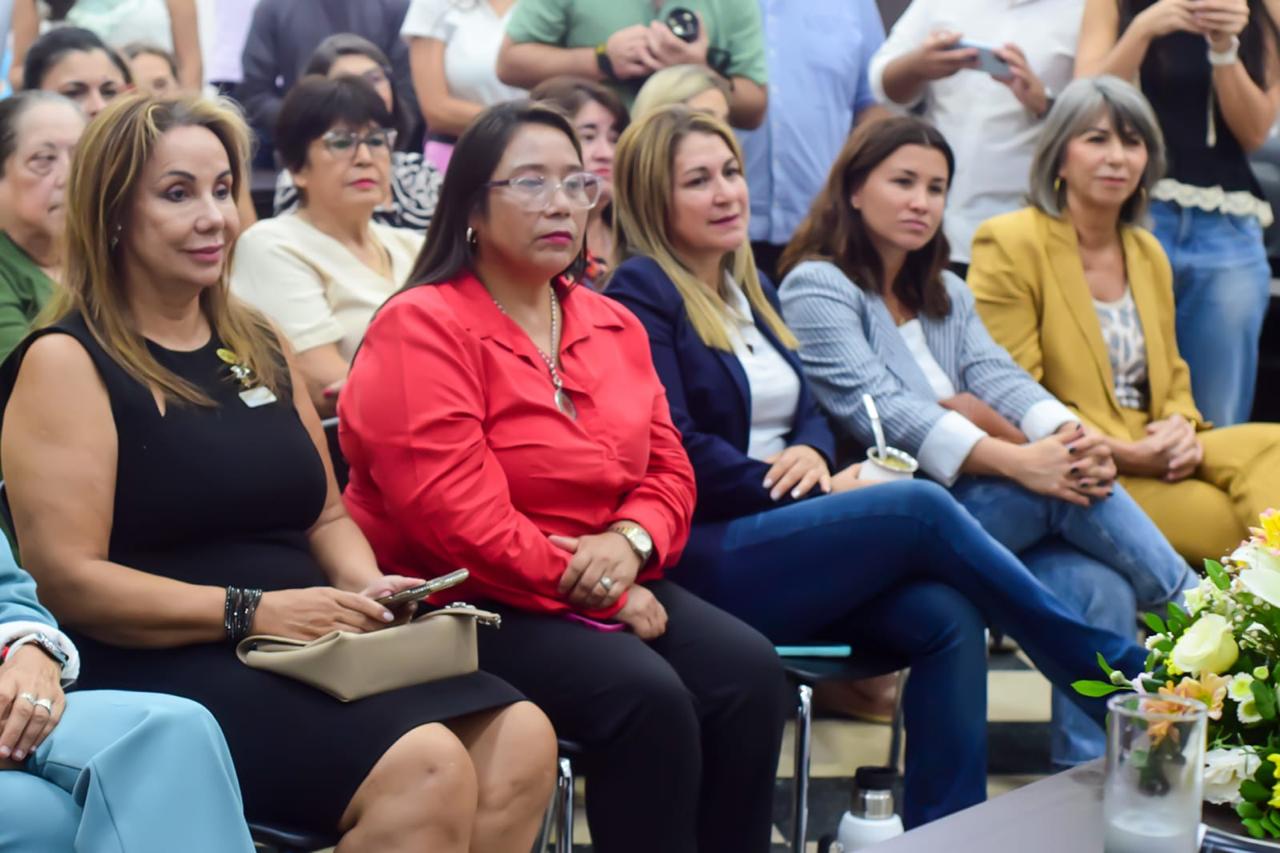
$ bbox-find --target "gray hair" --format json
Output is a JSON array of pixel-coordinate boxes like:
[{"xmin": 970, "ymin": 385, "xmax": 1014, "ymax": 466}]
[
  {"xmin": 0, "ymin": 91, "xmax": 82, "ymax": 180},
  {"xmin": 1028, "ymin": 75, "xmax": 1166, "ymax": 225}
]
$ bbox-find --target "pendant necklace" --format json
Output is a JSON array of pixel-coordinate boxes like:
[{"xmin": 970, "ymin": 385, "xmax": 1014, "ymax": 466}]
[{"xmin": 490, "ymin": 288, "xmax": 577, "ymax": 420}]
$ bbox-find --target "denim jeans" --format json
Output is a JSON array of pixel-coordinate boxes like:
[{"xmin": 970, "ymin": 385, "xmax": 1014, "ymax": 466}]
[
  {"xmin": 1149, "ymin": 200, "xmax": 1271, "ymax": 426},
  {"xmin": 677, "ymin": 479, "xmax": 1148, "ymax": 827},
  {"xmin": 951, "ymin": 475, "xmax": 1191, "ymax": 767}
]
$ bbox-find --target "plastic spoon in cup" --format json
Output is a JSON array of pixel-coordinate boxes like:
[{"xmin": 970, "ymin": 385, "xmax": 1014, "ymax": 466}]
[{"xmin": 863, "ymin": 393, "xmax": 888, "ymax": 461}]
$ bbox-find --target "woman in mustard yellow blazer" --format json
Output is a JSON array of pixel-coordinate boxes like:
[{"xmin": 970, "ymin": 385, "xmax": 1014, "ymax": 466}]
[{"xmin": 970, "ymin": 76, "xmax": 1280, "ymax": 562}]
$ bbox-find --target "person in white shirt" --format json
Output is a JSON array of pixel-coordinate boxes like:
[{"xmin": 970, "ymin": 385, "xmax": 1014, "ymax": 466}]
[
  {"xmin": 868, "ymin": 0, "xmax": 1082, "ymax": 273},
  {"xmin": 402, "ymin": 0, "xmax": 525, "ymax": 171},
  {"xmin": 232, "ymin": 76, "xmax": 425, "ymax": 417}
]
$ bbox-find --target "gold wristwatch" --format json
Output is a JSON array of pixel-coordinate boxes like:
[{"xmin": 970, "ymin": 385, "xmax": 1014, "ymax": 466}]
[{"xmin": 609, "ymin": 521, "xmax": 654, "ymax": 565}]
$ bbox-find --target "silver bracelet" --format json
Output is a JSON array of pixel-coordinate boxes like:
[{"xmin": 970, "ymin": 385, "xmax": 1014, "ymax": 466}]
[{"xmin": 1208, "ymin": 35, "xmax": 1240, "ymax": 67}]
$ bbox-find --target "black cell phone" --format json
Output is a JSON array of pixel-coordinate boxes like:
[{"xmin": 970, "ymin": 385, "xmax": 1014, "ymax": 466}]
[
  {"xmin": 375, "ymin": 569, "xmax": 470, "ymax": 606},
  {"xmin": 666, "ymin": 8, "xmax": 699, "ymax": 42}
]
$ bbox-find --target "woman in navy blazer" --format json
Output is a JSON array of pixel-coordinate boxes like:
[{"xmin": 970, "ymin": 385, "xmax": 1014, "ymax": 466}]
[{"xmin": 603, "ymin": 106, "xmax": 1151, "ymax": 827}]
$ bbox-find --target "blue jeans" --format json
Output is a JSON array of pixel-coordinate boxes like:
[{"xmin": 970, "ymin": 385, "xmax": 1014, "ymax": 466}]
[
  {"xmin": 677, "ymin": 480, "xmax": 1148, "ymax": 827},
  {"xmin": 951, "ymin": 476, "xmax": 1191, "ymax": 767},
  {"xmin": 1149, "ymin": 200, "xmax": 1271, "ymax": 426},
  {"xmin": 0, "ymin": 691, "xmax": 254, "ymax": 852}
]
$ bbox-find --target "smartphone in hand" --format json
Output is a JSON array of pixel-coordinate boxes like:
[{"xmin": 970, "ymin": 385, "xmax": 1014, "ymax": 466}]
[
  {"xmin": 956, "ymin": 40, "xmax": 1012, "ymax": 78},
  {"xmin": 375, "ymin": 569, "xmax": 470, "ymax": 606}
]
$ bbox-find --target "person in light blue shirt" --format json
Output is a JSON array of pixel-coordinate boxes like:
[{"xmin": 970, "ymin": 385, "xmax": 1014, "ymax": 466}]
[
  {"xmin": 740, "ymin": 0, "xmax": 887, "ymax": 281},
  {"xmin": 0, "ymin": 541, "xmax": 256, "ymax": 852}
]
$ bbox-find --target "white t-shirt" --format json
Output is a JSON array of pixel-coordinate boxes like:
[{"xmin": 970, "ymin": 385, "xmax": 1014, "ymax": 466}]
[
  {"xmin": 401, "ymin": 0, "xmax": 525, "ymax": 108},
  {"xmin": 230, "ymin": 215, "xmax": 424, "ymax": 359},
  {"xmin": 897, "ymin": 319, "xmax": 956, "ymax": 400},
  {"xmin": 723, "ymin": 277, "xmax": 801, "ymax": 461}
]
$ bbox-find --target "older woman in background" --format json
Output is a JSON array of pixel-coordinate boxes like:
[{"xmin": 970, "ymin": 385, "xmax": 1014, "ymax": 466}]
[
  {"xmin": 0, "ymin": 93, "xmax": 86, "ymax": 362},
  {"xmin": 530, "ymin": 76, "xmax": 628, "ymax": 286},
  {"xmin": 631, "ymin": 64, "xmax": 732, "ymax": 123},
  {"xmin": 970, "ymin": 76, "xmax": 1280, "ymax": 563},
  {"xmin": 235, "ymin": 76, "xmax": 425, "ymax": 418},
  {"xmin": 274, "ymin": 34, "xmax": 441, "ymax": 231}
]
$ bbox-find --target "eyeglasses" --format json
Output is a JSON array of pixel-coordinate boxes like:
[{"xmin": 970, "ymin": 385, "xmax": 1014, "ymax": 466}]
[
  {"xmin": 484, "ymin": 172, "xmax": 603, "ymax": 211},
  {"xmin": 320, "ymin": 128, "xmax": 397, "ymax": 157}
]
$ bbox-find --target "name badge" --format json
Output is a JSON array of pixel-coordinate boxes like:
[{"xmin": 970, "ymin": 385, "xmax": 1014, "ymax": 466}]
[{"xmin": 239, "ymin": 386, "xmax": 278, "ymax": 408}]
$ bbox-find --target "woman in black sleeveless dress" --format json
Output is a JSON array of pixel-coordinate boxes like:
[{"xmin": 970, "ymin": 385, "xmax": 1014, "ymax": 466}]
[{"xmin": 0, "ymin": 93, "xmax": 556, "ymax": 850}]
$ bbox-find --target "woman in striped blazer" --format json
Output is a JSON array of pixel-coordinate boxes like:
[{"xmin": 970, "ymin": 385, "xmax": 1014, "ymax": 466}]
[{"xmin": 777, "ymin": 115, "xmax": 1190, "ymax": 771}]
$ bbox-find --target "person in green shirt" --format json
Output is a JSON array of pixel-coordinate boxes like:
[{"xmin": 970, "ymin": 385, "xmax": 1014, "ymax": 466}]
[
  {"xmin": 0, "ymin": 92, "xmax": 86, "ymax": 362},
  {"xmin": 498, "ymin": 0, "xmax": 768, "ymax": 128}
]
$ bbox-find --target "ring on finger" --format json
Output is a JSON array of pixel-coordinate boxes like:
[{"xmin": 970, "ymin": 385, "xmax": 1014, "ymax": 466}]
[
  {"xmin": 599, "ymin": 576, "xmax": 614, "ymax": 592},
  {"xmin": 32, "ymin": 698, "xmax": 52, "ymax": 713},
  {"xmin": 18, "ymin": 692, "xmax": 36, "ymax": 706}
]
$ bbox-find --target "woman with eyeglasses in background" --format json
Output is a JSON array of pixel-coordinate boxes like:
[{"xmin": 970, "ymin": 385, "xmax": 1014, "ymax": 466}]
[
  {"xmin": 274, "ymin": 34, "xmax": 440, "ymax": 231},
  {"xmin": 232, "ymin": 76, "xmax": 424, "ymax": 418},
  {"xmin": 0, "ymin": 93, "xmax": 86, "ymax": 363}
]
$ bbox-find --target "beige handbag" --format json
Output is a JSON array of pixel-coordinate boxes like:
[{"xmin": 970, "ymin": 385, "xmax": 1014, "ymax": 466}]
[{"xmin": 236, "ymin": 604, "xmax": 501, "ymax": 702}]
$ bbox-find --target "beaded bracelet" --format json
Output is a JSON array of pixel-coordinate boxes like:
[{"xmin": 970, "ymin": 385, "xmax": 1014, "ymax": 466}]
[{"xmin": 224, "ymin": 586, "xmax": 264, "ymax": 642}]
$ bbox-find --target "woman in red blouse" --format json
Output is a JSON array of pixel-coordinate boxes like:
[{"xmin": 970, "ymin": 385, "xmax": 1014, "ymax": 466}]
[{"xmin": 339, "ymin": 101, "xmax": 789, "ymax": 853}]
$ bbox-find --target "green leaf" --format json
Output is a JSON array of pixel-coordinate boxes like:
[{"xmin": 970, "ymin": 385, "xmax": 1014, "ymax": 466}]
[
  {"xmin": 1154, "ymin": 638, "xmax": 1173, "ymax": 653},
  {"xmin": 1254, "ymin": 680, "xmax": 1278, "ymax": 721},
  {"xmin": 1262, "ymin": 813, "xmax": 1280, "ymax": 838},
  {"xmin": 1240, "ymin": 802, "xmax": 1265, "ymax": 820},
  {"xmin": 1096, "ymin": 651, "xmax": 1117, "ymax": 676},
  {"xmin": 1167, "ymin": 602, "xmax": 1190, "ymax": 631},
  {"xmin": 1206, "ymin": 559, "xmax": 1231, "ymax": 590},
  {"xmin": 1143, "ymin": 612, "xmax": 1167, "ymax": 634},
  {"xmin": 1260, "ymin": 760, "xmax": 1276, "ymax": 787},
  {"xmin": 1243, "ymin": 779, "xmax": 1272, "ymax": 803},
  {"xmin": 1245, "ymin": 818, "xmax": 1267, "ymax": 839},
  {"xmin": 1072, "ymin": 679, "xmax": 1124, "ymax": 698}
]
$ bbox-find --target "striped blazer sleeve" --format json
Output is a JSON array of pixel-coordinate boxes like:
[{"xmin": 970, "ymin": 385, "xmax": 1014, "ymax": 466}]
[
  {"xmin": 780, "ymin": 261, "xmax": 960, "ymax": 471},
  {"xmin": 946, "ymin": 278, "xmax": 1068, "ymax": 437}
]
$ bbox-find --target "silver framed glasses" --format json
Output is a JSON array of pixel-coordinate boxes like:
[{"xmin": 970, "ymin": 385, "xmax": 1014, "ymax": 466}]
[
  {"xmin": 485, "ymin": 172, "xmax": 603, "ymax": 211},
  {"xmin": 320, "ymin": 127, "xmax": 397, "ymax": 157}
]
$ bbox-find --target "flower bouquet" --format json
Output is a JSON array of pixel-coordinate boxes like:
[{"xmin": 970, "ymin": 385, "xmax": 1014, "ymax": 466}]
[{"xmin": 1076, "ymin": 510, "xmax": 1280, "ymax": 841}]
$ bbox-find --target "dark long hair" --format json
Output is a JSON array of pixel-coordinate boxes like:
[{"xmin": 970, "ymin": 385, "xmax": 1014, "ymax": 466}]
[
  {"xmin": 23, "ymin": 26, "xmax": 132, "ymax": 91},
  {"xmin": 304, "ymin": 33, "xmax": 419, "ymax": 151},
  {"xmin": 1119, "ymin": 0, "xmax": 1280, "ymax": 87},
  {"xmin": 400, "ymin": 100, "xmax": 585, "ymax": 290},
  {"xmin": 780, "ymin": 116, "xmax": 955, "ymax": 318}
]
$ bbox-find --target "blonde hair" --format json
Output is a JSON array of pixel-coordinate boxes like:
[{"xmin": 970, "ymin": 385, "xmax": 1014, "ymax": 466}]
[
  {"xmin": 609, "ymin": 105, "xmax": 796, "ymax": 352},
  {"xmin": 632, "ymin": 65, "xmax": 731, "ymax": 121},
  {"xmin": 43, "ymin": 92, "xmax": 285, "ymax": 406}
]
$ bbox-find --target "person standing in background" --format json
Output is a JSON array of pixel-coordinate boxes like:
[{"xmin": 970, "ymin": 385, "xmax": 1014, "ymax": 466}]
[
  {"xmin": 740, "ymin": 0, "xmax": 889, "ymax": 282},
  {"xmin": 402, "ymin": 0, "xmax": 525, "ymax": 172},
  {"xmin": 869, "ymin": 0, "xmax": 1082, "ymax": 277},
  {"xmin": 238, "ymin": 0, "xmax": 417, "ymax": 153},
  {"xmin": 10, "ymin": 0, "xmax": 203, "ymax": 91},
  {"xmin": 1075, "ymin": 0, "xmax": 1280, "ymax": 427},
  {"xmin": 497, "ymin": 0, "xmax": 769, "ymax": 128}
]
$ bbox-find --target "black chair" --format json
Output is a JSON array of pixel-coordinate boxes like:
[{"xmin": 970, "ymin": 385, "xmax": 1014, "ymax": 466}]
[
  {"xmin": 249, "ymin": 823, "xmax": 339, "ymax": 853},
  {"xmin": 779, "ymin": 647, "xmax": 908, "ymax": 852},
  {"xmin": 320, "ymin": 417, "xmax": 348, "ymax": 491}
]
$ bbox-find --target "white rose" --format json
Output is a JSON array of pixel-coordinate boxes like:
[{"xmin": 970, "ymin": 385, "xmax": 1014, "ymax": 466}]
[
  {"xmin": 1234, "ymin": 541, "xmax": 1280, "ymax": 573},
  {"xmin": 1184, "ymin": 586, "xmax": 1206, "ymax": 615},
  {"xmin": 1204, "ymin": 747, "xmax": 1262, "ymax": 805},
  {"xmin": 1171, "ymin": 613, "xmax": 1240, "ymax": 675},
  {"xmin": 1239, "ymin": 565, "xmax": 1280, "ymax": 609}
]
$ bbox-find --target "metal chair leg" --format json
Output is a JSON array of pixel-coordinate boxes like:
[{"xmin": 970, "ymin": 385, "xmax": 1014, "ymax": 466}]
[
  {"xmin": 533, "ymin": 783, "xmax": 557, "ymax": 853},
  {"xmin": 555, "ymin": 755, "xmax": 575, "ymax": 853},
  {"xmin": 886, "ymin": 669, "xmax": 909, "ymax": 774},
  {"xmin": 792, "ymin": 683, "xmax": 814, "ymax": 852}
]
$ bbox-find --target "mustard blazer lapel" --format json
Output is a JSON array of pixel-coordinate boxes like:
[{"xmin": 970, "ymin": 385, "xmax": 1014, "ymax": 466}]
[
  {"xmin": 1043, "ymin": 214, "xmax": 1127, "ymax": 424},
  {"xmin": 1121, "ymin": 227, "xmax": 1169, "ymax": 418}
]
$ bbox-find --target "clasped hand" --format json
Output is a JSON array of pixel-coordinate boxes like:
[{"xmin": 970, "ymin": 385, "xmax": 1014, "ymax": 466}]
[
  {"xmin": 251, "ymin": 575, "xmax": 426, "ymax": 641},
  {"xmin": 552, "ymin": 531, "xmax": 641, "ymax": 610},
  {"xmin": 1013, "ymin": 424, "xmax": 1116, "ymax": 506},
  {"xmin": 1137, "ymin": 0, "xmax": 1248, "ymax": 46},
  {"xmin": 0, "ymin": 645, "xmax": 64, "ymax": 764},
  {"xmin": 1127, "ymin": 414, "xmax": 1202, "ymax": 482}
]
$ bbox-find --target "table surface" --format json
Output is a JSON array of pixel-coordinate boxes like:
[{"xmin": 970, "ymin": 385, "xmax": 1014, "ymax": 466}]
[{"xmin": 871, "ymin": 762, "xmax": 1278, "ymax": 852}]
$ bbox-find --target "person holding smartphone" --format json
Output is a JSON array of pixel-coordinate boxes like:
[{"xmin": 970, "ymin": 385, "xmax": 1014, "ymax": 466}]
[
  {"xmin": 869, "ymin": 0, "xmax": 1079, "ymax": 277},
  {"xmin": 1075, "ymin": 0, "xmax": 1280, "ymax": 428}
]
